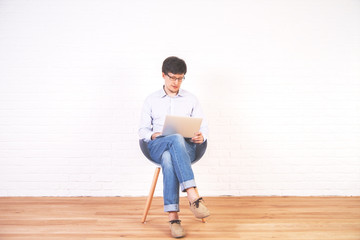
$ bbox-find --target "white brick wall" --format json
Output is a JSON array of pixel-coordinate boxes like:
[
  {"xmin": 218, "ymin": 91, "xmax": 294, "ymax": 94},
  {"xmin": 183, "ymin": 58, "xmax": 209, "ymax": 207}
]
[{"xmin": 0, "ymin": 0, "xmax": 359, "ymax": 196}]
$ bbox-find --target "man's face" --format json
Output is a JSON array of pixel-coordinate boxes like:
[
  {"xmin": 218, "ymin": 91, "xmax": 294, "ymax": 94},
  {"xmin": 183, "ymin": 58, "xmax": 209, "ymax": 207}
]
[{"xmin": 162, "ymin": 72, "xmax": 185, "ymax": 95}]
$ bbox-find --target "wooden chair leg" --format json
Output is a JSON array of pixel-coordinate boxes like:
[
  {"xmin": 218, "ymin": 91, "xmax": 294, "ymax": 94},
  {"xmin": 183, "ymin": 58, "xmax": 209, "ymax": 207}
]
[
  {"xmin": 194, "ymin": 187, "xmax": 207, "ymax": 223},
  {"xmin": 141, "ymin": 167, "xmax": 161, "ymax": 223}
]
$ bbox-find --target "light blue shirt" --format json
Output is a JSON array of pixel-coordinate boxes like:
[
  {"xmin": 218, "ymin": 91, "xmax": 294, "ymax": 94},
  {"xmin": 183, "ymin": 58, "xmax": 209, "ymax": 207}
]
[{"xmin": 139, "ymin": 87, "xmax": 209, "ymax": 142}]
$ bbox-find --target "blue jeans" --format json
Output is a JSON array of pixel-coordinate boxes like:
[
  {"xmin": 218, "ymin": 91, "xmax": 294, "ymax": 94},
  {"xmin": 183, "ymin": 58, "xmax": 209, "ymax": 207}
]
[{"xmin": 147, "ymin": 134, "xmax": 197, "ymax": 212}]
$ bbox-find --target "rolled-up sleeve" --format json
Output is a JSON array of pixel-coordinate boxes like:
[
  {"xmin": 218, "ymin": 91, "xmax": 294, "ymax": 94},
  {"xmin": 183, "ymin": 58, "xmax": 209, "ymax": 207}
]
[
  {"xmin": 192, "ymin": 97, "xmax": 209, "ymax": 141},
  {"xmin": 138, "ymin": 98, "xmax": 153, "ymax": 142}
]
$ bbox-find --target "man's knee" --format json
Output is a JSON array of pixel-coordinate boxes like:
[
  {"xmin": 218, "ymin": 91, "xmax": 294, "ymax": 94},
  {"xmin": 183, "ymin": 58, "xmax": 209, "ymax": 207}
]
[{"xmin": 168, "ymin": 133, "xmax": 185, "ymax": 145}]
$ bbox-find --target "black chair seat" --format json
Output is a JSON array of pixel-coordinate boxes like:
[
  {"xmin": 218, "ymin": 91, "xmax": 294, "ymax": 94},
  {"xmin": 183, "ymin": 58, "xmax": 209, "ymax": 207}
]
[{"xmin": 139, "ymin": 139, "xmax": 207, "ymax": 164}]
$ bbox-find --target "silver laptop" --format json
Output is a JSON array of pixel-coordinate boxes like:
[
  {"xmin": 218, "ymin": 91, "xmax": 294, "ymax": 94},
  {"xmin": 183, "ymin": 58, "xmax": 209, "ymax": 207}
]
[{"xmin": 161, "ymin": 115, "xmax": 203, "ymax": 138}]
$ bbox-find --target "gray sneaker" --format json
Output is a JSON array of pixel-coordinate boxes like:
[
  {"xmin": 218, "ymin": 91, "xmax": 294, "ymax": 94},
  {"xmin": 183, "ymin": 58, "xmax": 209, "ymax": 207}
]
[
  {"xmin": 189, "ymin": 197, "xmax": 210, "ymax": 219},
  {"xmin": 169, "ymin": 220, "xmax": 186, "ymax": 238}
]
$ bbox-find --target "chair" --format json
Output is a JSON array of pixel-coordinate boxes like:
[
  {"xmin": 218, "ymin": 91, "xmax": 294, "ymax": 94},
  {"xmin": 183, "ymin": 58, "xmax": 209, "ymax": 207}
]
[{"xmin": 139, "ymin": 139, "xmax": 208, "ymax": 223}]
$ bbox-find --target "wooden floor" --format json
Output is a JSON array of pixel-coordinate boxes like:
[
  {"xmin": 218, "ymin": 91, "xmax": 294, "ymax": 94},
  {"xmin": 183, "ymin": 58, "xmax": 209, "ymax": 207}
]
[{"xmin": 0, "ymin": 196, "xmax": 359, "ymax": 239}]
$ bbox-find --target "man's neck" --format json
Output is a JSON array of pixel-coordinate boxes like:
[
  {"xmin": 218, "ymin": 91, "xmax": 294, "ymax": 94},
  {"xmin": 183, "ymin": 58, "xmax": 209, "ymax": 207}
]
[{"xmin": 163, "ymin": 86, "xmax": 179, "ymax": 97}]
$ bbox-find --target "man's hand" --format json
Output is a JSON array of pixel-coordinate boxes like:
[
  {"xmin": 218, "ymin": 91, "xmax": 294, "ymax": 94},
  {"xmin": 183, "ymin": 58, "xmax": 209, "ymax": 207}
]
[
  {"xmin": 151, "ymin": 132, "xmax": 162, "ymax": 140},
  {"xmin": 192, "ymin": 132, "xmax": 204, "ymax": 144}
]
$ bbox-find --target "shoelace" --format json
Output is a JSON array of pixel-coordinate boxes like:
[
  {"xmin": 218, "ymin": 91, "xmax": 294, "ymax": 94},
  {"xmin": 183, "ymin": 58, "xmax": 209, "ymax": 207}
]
[
  {"xmin": 190, "ymin": 197, "xmax": 204, "ymax": 208},
  {"xmin": 169, "ymin": 219, "xmax": 181, "ymax": 224}
]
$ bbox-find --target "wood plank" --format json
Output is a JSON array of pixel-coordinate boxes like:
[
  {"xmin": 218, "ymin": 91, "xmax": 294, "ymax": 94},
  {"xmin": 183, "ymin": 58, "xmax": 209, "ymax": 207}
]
[{"xmin": 0, "ymin": 197, "xmax": 359, "ymax": 239}]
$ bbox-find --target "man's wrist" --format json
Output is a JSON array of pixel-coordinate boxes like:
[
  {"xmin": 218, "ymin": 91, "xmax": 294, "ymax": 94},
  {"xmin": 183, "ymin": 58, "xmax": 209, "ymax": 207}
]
[{"xmin": 151, "ymin": 132, "xmax": 161, "ymax": 140}]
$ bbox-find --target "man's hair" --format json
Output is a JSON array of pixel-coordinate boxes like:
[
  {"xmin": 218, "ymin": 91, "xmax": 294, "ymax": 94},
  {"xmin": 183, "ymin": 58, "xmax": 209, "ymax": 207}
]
[{"xmin": 162, "ymin": 56, "xmax": 187, "ymax": 75}]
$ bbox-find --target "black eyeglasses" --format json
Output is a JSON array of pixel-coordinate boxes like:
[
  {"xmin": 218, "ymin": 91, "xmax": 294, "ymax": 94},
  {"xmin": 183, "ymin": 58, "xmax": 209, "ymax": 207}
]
[{"xmin": 166, "ymin": 73, "xmax": 185, "ymax": 82}]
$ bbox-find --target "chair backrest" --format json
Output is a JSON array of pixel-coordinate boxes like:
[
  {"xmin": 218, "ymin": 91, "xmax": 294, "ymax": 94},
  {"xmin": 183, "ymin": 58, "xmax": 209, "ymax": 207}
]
[
  {"xmin": 139, "ymin": 139, "xmax": 207, "ymax": 165},
  {"xmin": 139, "ymin": 139, "xmax": 153, "ymax": 161}
]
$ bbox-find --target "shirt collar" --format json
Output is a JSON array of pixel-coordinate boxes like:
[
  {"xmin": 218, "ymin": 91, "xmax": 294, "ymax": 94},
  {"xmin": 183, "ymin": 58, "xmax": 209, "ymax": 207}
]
[{"xmin": 159, "ymin": 86, "xmax": 184, "ymax": 98}]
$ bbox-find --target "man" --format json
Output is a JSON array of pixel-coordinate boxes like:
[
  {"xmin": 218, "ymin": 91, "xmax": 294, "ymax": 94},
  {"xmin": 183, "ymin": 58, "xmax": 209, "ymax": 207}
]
[{"xmin": 139, "ymin": 56, "xmax": 210, "ymax": 238}]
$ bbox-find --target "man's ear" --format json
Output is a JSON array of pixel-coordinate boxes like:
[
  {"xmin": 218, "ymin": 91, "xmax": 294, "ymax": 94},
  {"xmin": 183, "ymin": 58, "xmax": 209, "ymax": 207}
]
[{"xmin": 162, "ymin": 72, "xmax": 166, "ymax": 79}]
